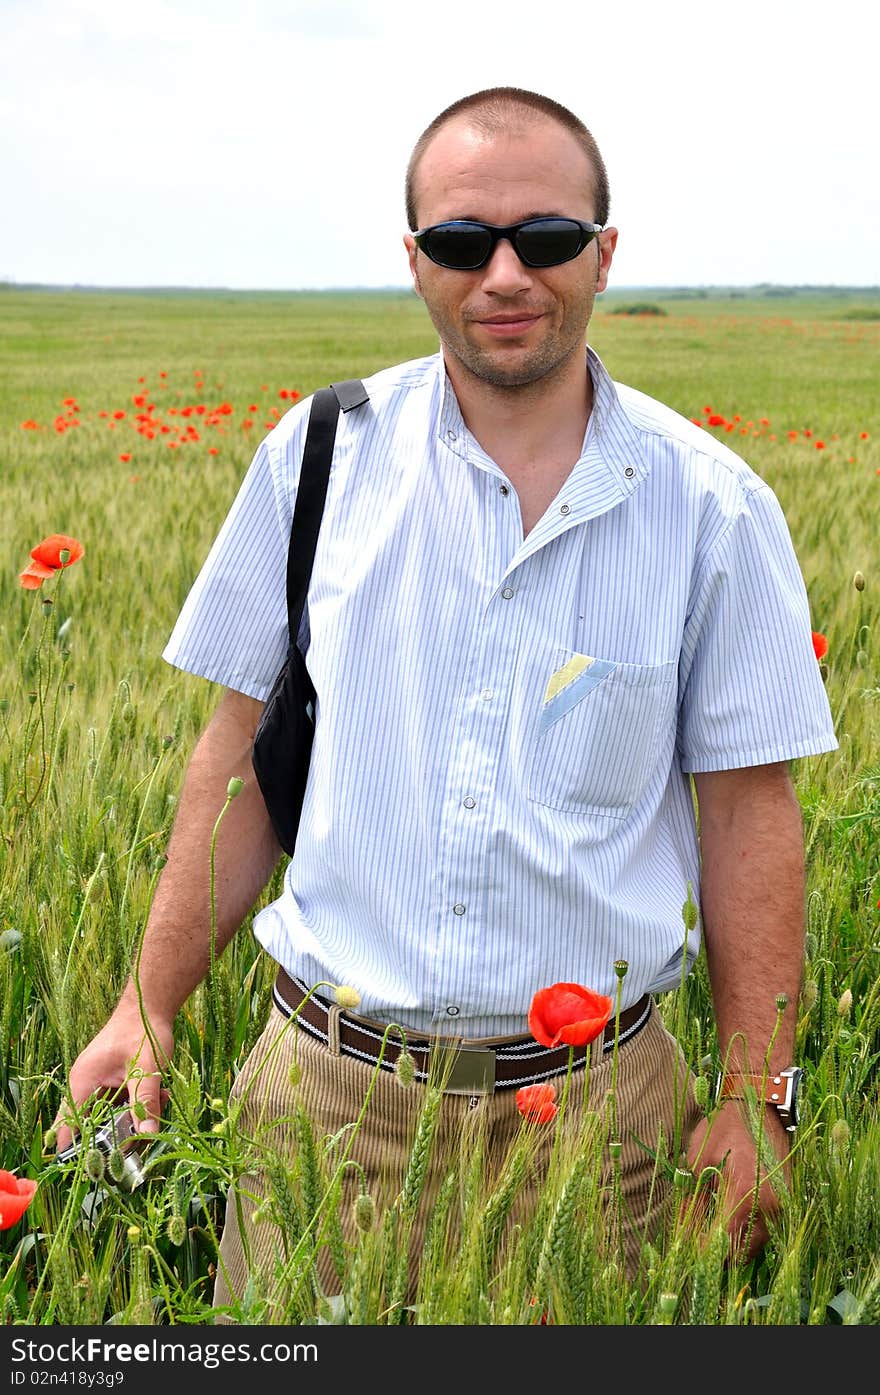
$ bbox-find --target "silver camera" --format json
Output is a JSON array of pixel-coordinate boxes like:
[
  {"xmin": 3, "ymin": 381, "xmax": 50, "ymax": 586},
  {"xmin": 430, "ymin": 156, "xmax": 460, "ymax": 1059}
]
[{"xmin": 56, "ymin": 1107, "xmax": 149, "ymax": 1190}]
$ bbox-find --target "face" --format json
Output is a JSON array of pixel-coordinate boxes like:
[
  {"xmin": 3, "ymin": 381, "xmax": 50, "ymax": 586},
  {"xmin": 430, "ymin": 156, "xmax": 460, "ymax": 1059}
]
[{"xmin": 405, "ymin": 116, "xmax": 617, "ymax": 393}]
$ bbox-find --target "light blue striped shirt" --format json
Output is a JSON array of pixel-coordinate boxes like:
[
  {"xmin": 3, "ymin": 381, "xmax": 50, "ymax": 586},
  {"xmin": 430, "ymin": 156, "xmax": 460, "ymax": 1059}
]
[{"xmin": 163, "ymin": 348, "xmax": 838, "ymax": 1037}]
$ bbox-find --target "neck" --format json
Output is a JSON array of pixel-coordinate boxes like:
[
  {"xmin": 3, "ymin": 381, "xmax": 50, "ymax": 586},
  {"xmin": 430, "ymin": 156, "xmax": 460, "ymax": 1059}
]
[{"xmin": 443, "ymin": 344, "xmax": 593, "ymax": 472}]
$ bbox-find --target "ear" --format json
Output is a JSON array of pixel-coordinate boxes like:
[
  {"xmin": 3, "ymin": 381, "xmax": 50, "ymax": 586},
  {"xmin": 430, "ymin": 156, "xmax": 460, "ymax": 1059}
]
[
  {"xmin": 595, "ymin": 226, "xmax": 618, "ymax": 295},
  {"xmin": 404, "ymin": 233, "xmax": 423, "ymax": 298}
]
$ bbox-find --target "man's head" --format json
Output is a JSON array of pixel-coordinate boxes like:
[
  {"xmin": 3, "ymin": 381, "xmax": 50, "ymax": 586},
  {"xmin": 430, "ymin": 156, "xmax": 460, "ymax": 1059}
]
[
  {"xmin": 403, "ymin": 87, "xmax": 617, "ymax": 394},
  {"xmin": 405, "ymin": 87, "xmax": 610, "ymax": 234}
]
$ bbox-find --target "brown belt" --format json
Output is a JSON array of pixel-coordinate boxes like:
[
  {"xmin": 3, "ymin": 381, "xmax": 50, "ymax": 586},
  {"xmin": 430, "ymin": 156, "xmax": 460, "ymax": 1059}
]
[{"xmin": 273, "ymin": 967, "xmax": 652, "ymax": 1095}]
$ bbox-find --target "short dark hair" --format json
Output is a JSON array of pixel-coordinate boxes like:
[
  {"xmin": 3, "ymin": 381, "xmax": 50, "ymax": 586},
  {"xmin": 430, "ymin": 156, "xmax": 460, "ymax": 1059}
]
[{"xmin": 405, "ymin": 86, "xmax": 610, "ymax": 230}]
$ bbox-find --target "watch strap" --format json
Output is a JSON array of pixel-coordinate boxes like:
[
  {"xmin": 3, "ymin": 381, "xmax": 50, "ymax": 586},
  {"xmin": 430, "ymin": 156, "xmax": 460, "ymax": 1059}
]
[{"xmin": 718, "ymin": 1071, "xmax": 789, "ymax": 1107}]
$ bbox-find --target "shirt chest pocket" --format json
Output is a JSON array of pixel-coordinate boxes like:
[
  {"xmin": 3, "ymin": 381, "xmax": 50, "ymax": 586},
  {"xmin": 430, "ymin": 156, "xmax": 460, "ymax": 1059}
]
[{"xmin": 528, "ymin": 648, "xmax": 676, "ymax": 817}]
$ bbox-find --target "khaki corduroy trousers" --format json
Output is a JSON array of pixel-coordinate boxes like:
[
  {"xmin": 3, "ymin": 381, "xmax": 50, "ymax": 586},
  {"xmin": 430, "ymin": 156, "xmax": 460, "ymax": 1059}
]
[{"xmin": 212, "ymin": 997, "xmax": 699, "ymax": 1322}]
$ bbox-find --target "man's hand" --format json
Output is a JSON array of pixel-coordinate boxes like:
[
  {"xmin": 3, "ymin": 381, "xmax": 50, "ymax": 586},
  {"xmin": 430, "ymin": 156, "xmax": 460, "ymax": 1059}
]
[
  {"xmin": 55, "ymin": 687, "xmax": 280, "ymax": 1155},
  {"xmin": 54, "ymin": 999, "xmax": 174, "ymax": 1152},
  {"xmin": 685, "ymin": 1099, "xmax": 792, "ymax": 1259}
]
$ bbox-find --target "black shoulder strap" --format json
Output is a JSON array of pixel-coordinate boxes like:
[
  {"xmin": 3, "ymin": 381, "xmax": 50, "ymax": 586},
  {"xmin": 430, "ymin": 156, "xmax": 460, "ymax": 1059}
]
[{"xmin": 285, "ymin": 379, "xmax": 369, "ymax": 642}]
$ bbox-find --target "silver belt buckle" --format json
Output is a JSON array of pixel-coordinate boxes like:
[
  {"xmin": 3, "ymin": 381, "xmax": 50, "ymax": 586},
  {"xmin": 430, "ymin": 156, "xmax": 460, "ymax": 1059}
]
[{"xmin": 434, "ymin": 1044, "xmax": 496, "ymax": 1095}]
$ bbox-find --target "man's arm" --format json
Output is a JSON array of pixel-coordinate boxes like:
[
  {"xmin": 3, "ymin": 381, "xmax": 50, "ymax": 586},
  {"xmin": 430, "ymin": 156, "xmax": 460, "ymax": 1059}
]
[
  {"xmin": 56, "ymin": 688, "xmax": 282, "ymax": 1148},
  {"xmin": 686, "ymin": 760, "xmax": 806, "ymax": 1256}
]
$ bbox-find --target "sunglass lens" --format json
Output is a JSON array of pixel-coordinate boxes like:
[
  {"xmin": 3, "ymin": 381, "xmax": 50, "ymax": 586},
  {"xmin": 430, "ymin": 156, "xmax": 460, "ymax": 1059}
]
[
  {"xmin": 516, "ymin": 219, "xmax": 587, "ymax": 267},
  {"xmin": 422, "ymin": 224, "xmax": 492, "ymax": 269}
]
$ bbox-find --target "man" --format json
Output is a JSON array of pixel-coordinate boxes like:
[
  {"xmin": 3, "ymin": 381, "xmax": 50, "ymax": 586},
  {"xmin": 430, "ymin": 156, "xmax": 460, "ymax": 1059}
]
[{"xmin": 58, "ymin": 87, "xmax": 837, "ymax": 1316}]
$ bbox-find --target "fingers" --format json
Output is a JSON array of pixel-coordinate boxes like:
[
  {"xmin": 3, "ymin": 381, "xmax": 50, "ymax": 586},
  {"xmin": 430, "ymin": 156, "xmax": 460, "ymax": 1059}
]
[
  {"xmin": 52, "ymin": 1086, "xmax": 120, "ymax": 1155},
  {"xmin": 126, "ymin": 1071, "xmax": 165, "ymax": 1135}
]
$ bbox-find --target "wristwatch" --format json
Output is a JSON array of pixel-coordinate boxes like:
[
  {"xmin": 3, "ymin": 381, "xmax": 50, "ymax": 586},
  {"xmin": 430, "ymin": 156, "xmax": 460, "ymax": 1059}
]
[{"xmin": 716, "ymin": 1066, "xmax": 805, "ymax": 1132}]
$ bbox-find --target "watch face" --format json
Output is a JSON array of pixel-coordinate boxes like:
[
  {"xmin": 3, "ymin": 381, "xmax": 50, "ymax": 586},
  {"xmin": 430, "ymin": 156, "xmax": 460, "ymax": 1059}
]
[{"xmin": 784, "ymin": 1067, "xmax": 805, "ymax": 1129}]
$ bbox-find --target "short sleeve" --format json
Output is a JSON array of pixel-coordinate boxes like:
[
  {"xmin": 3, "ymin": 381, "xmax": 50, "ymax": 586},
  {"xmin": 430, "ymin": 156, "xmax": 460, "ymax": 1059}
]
[
  {"xmin": 161, "ymin": 435, "xmax": 295, "ymax": 701},
  {"xmin": 677, "ymin": 483, "xmax": 837, "ymax": 771}
]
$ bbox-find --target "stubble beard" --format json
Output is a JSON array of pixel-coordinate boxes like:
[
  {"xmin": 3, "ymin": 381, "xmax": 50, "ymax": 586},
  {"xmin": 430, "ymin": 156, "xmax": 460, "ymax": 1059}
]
[{"xmin": 427, "ymin": 286, "xmax": 599, "ymax": 394}]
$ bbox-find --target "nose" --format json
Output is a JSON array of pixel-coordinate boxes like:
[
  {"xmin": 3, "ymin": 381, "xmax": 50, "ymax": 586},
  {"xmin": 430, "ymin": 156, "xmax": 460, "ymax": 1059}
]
[{"xmin": 479, "ymin": 236, "xmax": 534, "ymax": 294}]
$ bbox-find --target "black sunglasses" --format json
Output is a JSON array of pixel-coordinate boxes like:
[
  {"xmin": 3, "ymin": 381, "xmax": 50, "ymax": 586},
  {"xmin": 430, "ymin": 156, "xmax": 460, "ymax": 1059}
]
[{"xmin": 412, "ymin": 216, "xmax": 604, "ymax": 271}]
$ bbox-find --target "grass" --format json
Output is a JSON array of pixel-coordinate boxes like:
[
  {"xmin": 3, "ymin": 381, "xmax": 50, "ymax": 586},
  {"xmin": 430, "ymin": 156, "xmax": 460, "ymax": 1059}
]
[{"xmin": 0, "ymin": 288, "xmax": 878, "ymax": 1326}]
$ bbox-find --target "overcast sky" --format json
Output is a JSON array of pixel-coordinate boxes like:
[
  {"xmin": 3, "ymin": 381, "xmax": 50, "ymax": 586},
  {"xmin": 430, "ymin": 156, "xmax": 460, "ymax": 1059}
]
[{"xmin": 3, "ymin": 0, "xmax": 877, "ymax": 290}]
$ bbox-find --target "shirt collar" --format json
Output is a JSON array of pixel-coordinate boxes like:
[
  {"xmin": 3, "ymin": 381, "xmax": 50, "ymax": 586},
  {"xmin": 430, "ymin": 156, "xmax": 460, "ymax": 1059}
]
[{"xmin": 435, "ymin": 344, "xmax": 650, "ymax": 518}]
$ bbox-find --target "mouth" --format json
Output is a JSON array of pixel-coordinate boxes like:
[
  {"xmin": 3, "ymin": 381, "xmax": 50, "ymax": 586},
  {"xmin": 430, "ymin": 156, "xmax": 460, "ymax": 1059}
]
[{"xmin": 474, "ymin": 312, "xmax": 545, "ymax": 337}]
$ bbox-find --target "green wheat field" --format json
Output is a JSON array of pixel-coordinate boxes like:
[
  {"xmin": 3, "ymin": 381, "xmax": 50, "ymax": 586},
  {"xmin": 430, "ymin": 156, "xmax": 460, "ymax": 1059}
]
[{"xmin": 1, "ymin": 286, "xmax": 878, "ymax": 1327}]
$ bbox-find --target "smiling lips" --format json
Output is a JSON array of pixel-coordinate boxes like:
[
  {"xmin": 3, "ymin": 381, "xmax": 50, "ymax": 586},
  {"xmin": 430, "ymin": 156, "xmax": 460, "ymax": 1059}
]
[{"xmin": 476, "ymin": 312, "xmax": 544, "ymax": 336}]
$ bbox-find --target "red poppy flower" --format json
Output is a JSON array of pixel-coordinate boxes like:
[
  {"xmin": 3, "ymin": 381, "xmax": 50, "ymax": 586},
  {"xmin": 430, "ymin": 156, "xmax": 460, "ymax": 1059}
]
[
  {"xmin": 515, "ymin": 1082, "xmax": 558, "ymax": 1124},
  {"xmin": 529, "ymin": 1297, "xmax": 552, "ymax": 1324},
  {"xmin": 812, "ymin": 631, "xmax": 828, "ymax": 660},
  {"xmin": 707, "ymin": 414, "xmax": 726, "ymax": 427},
  {"xmin": 30, "ymin": 535, "xmax": 84, "ymax": 569},
  {"xmin": 19, "ymin": 560, "xmax": 55, "ymax": 589},
  {"xmin": 528, "ymin": 981, "xmax": 614, "ymax": 1049},
  {"xmin": 0, "ymin": 1171, "xmax": 37, "ymax": 1230}
]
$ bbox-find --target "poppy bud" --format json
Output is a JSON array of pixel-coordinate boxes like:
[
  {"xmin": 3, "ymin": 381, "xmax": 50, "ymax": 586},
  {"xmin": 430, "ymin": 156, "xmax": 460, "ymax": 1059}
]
[
  {"xmin": 107, "ymin": 1148, "xmax": 126, "ymax": 1184},
  {"xmin": 226, "ymin": 776, "xmax": 244, "ymax": 798},
  {"xmin": 334, "ymin": 984, "xmax": 361, "ymax": 1010},
  {"xmin": 801, "ymin": 979, "xmax": 818, "ymax": 1011},
  {"xmin": 84, "ymin": 1148, "xmax": 105, "ymax": 1183},
  {"xmin": 166, "ymin": 1215, "xmax": 187, "ymax": 1246},
  {"xmin": 830, "ymin": 1118, "xmax": 850, "ymax": 1152},
  {"xmin": 775, "ymin": 992, "xmax": 789, "ymax": 1012},
  {"xmin": 681, "ymin": 881, "xmax": 699, "ymax": 932},
  {"xmin": 613, "ymin": 959, "xmax": 629, "ymax": 979},
  {"xmin": 693, "ymin": 1075, "xmax": 710, "ymax": 1111},
  {"xmin": 353, "ymin": 1191, "xmax": 376, "ymax": 1232},
  {"xmin": 394, "ymin": 1050, "xmax": 415, "ymax": 1088},
  {"xmin": 853, "ymin": 571, "xmax": 866, "ymax": 591}
]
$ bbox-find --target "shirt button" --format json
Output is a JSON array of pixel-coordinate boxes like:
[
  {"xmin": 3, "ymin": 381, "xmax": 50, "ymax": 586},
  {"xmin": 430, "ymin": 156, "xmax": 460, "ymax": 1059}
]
[
  {"xmin": 480, "ymin": 688, "xmax": 493, "ymax": 701},
  {"xmin": 501, "ymin": 587, "xmax": 514, "ymax": 599},
  {"xmin": 446, "ymin": 1005, "xmax": 460, "ymax": 1017},
  {"xmin": 453, "ymin": 903, "xmax": 466, "ymax": 915},
  {"xmin": 446, "ymin": 429, "xmax": 456, "ymax": 441},
  {"xmin": 462, "ymin": 796, "xmax": 476, "ymax": 809},
  {"xmin": 499, "ymin": 484, "xmax": 509, "ymax": 496},
  {"xmin": 624, "ymin": 465, "xmax": 635, "ymax": 478},
  {"xmin": 559, "ymin": 503, "xmax": 571, "ymax": 515}
]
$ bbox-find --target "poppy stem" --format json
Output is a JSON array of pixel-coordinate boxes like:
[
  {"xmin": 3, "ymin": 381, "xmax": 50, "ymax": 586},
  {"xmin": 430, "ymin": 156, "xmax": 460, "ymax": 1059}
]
[{"xmin": 548, "ymin": 1045, "xmax": 576, "ymax": 1182}]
